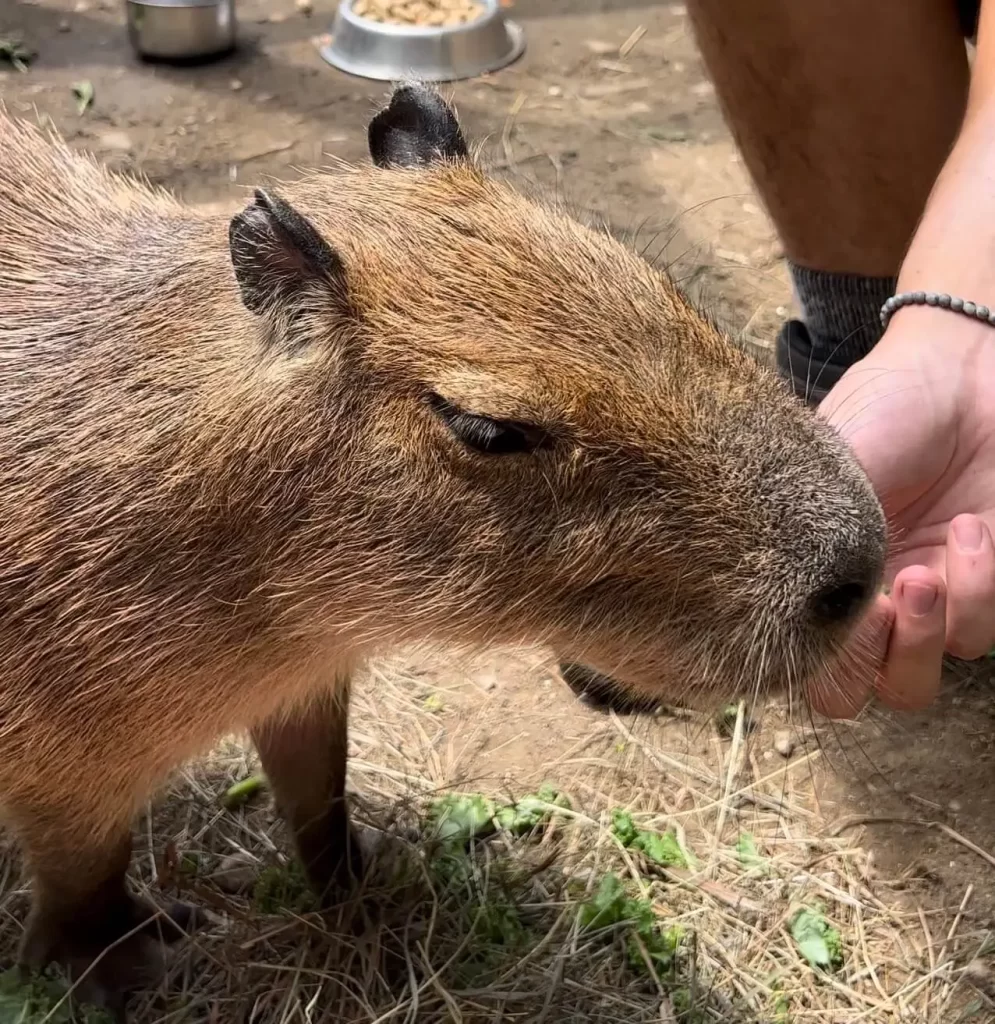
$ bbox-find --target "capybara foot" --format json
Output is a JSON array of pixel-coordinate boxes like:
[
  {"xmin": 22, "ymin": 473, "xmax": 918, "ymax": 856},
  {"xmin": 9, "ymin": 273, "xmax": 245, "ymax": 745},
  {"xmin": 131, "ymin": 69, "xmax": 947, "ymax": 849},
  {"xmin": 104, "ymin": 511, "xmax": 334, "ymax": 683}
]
[
  {"xmin": 300, "ymin": 819, "xmax": 367, "ymax": 909},
  {"xmin": 18, "ymin": 895, "xmax": 197, "ymax": 1022}
]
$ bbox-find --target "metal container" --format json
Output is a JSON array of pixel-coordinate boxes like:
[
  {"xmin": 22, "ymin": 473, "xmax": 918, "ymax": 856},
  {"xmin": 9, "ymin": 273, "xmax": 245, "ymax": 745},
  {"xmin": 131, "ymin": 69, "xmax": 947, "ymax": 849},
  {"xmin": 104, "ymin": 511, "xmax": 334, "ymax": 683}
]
[
  {"xmin": 125, "ymin": 0, "xmax": 236, "ymax": 61},
  {"xmin": 320, "ymin": 0, "xmax": 524, "ymax": 83}
]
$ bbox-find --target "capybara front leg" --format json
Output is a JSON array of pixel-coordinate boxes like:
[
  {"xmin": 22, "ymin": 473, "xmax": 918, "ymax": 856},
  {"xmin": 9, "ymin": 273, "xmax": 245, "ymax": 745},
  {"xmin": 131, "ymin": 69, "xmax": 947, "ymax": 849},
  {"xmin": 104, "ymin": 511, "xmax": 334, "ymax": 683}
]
[
  {"xmin": 16, "ymin": 817, "xmax": 195, "ymax": 1022},
  {"xmin": 251, "ymin": 682, "xmax": 361, "ymax": 906}
]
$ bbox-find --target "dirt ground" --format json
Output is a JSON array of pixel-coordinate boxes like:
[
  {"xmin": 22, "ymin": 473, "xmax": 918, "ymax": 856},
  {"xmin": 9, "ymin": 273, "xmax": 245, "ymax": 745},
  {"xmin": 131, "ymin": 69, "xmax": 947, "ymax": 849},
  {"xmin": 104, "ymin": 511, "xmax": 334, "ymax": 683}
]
[{"xmin": 1, "ymin": 0, "xmax": 995, "ymax": 1021}]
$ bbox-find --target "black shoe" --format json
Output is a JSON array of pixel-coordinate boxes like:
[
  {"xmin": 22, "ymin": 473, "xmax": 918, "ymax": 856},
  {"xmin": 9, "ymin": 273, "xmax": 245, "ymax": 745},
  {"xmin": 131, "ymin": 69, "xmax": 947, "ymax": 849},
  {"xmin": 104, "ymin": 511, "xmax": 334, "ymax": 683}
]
[{"xmin": 775, "ymin": 318, "xmax": 854, "ymax": 407}]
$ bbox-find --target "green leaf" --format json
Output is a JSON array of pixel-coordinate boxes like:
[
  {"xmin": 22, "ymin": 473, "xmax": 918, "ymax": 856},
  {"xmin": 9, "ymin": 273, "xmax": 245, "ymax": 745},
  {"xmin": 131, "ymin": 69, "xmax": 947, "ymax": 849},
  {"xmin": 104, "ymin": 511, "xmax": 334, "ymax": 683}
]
[
  {"xmin": 222, "ymin": 772, "xmax": 266, "ymax": 810},
  {"xmin": 578, "ymin": 872, "xmax": 628, "ymax": 930},
  {"xmin": 0, "ymin": 37, "xmax": 35, "ymax": 72},
  {"xmin": 72, "ymin": 79, "xmax": 94, "ymax": 115},
  {"xmin": 179, "ymin": 851, "xmax": 203, "ymax": 877},
  {"xmin": 423, "ymin": 692, "xmax": 444, "ymax": 712},
  {"xmin": 611, "ymin": 809, "xmax": 639, "ymax": 846},
  {"xmin": 628, "ymin": 922, "xmax": 682, "ymax": 971},
  {"xmin": 610, "ymin": 808, "xmax": 687, "ymax": 867},
  {"xmin": 736, "ymin": 832, "xmax": 769, "ymax": 873},
  {"xmin": 790, "ymin": 907, "xmax": 843, "ymax": 971},
  {"xmin": 470, "ymin": 899, "xmax": 526, "ymax": 947},
  {"xmin": 773, "ymin": 992, "xmax": 791, "ymax": 1023},
  {"xmin": 715, "ymin": 703, "xmax": 740, "ymax": 735},
  {"xmin": 578, "ymin": 873, "xmax": 684, "ymax": 975},
  {"xmin": 0, "ymin": 966, "xmax": 115, "ymax": 1023},
  {"xmin": 634, "ymin": 829, "xmax": 685, "ymax": 867},
  {"xmin": 252, "ymin": 858, "xmax": 315, "ymax": 915},
  {"xmin": 428, "ymin": 792, "xmax": 497, "ymax": 844},
  {"xmin": 494, "ymin": 784, "xmax": 571, "ymax": 835}
]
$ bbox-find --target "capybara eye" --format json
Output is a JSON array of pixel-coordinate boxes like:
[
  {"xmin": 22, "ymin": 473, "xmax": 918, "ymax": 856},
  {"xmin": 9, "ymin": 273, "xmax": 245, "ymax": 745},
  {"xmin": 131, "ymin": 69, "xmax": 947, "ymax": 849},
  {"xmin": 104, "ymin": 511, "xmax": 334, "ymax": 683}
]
[{"xmin": 426, "ymin": 393, "xmax": 551, "ymax": 456}]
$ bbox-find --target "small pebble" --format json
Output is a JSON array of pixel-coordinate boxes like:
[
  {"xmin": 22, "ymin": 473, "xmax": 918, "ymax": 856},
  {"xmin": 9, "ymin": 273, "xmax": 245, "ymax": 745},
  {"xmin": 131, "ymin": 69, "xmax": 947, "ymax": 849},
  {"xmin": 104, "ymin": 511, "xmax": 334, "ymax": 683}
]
[
  {"xmin": 948, "ymin": 799, "xmax": 962, "ymax": 813},
  {"xmin": 584, "ymin": 40, "xmax": 616, "ymax": 55},
  {"xmin": 296, "ymin": 0, "xmax": 313, "ymax": 13},
  {"xmin": 212, "ymin": 853, "xmax": 259, "ymax": 894},
  {"xmin": 98, "ymin": 130, "xmax": 133, "ymax": 152},
  {"xmin": 547, "ymin": 85, "xmax": 562, "ymax": 97},
  {"xmin": 58, "ymin": 18, "xmax": 71, "ymax": 31},
  {"xmin": 229, "ymin": 78, "xmax": 244, "ymax": 91},
  {"xmin": 773, "ymin": 729, "xmax": 794, "ymax": 758},
  {"xmin": 964, "ymin": 959, "xmax": 995, "ymax": 995}
]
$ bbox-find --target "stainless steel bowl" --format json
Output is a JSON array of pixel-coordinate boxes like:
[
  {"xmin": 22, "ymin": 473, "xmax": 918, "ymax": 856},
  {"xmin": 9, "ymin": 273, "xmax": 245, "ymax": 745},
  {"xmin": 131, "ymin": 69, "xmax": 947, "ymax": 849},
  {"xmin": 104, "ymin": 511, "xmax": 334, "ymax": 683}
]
[
  {"xmin": 125, "ymin": 0, "xmax": 236, "ymax": 61},
  {"xmin": 320, "ymin": 0, "xmax": 524, "ymax": 82}
]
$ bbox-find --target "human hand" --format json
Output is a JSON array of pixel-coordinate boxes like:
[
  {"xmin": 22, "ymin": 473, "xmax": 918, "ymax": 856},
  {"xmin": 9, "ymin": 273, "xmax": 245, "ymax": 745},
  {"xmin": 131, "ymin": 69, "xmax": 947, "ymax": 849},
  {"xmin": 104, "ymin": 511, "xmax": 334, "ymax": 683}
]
[{"xmin": 808, "ymin": 305, "xmax": 995, "ymax": 718}]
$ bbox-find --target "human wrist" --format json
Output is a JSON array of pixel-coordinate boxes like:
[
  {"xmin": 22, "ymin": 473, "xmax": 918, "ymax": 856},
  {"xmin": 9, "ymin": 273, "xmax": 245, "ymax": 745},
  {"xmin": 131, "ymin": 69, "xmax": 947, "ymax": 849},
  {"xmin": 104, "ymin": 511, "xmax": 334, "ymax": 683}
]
[{"xmin": 869, "ymin": 304, "xmax": 993, "ymax": 448}]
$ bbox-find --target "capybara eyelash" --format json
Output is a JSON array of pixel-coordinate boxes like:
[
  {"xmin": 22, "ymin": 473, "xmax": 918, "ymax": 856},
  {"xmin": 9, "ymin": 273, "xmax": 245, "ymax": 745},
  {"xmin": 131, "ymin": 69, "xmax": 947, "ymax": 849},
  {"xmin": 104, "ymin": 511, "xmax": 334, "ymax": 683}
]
[{"xmin": 426, "ymin": 392, "xmax": 551, "ymax": 455}]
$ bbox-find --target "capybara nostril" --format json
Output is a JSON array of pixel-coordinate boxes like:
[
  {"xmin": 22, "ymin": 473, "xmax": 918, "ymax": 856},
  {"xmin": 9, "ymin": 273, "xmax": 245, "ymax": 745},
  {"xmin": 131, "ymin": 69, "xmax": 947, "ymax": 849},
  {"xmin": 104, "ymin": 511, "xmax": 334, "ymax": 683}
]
[
  {"xmin": 808, "ymin": 525, "xmax": 886, "ymax": 627},
  {"xmin": 809, "ymin": 579, "xmax": 871, "ymax": 626}
]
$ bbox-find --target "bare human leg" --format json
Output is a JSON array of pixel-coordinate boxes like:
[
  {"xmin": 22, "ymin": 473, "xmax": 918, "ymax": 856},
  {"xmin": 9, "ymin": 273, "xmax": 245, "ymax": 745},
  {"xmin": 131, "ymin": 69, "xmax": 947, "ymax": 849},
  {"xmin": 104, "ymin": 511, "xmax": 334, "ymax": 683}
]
[
  {"xmin": 686, "ymin": 0, "xmax": 972, "ymax": 405},
  {"xmin": 685, "ymin": 0, "xmax": 969, "ymax": 279}
]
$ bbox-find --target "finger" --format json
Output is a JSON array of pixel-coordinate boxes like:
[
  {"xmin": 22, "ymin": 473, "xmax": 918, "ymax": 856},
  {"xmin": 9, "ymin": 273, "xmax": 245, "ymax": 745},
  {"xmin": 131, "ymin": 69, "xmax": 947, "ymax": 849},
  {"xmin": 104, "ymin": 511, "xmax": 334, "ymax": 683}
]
[
  {"xmin": 807, "ymin": 592, "xmax": 892, "ymax": 719},
  {"xmin": 875, "ymin": 566, "xmax": 946, "ymax": 711},
  {"xmin": 945, "ymin": 514, "xmax": 995, "ymax": 660}
]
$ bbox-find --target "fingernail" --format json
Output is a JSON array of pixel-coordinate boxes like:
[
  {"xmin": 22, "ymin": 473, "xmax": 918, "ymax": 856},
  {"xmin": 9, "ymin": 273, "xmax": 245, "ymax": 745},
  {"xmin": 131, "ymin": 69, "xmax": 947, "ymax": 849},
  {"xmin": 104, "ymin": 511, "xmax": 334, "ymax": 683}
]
[
  {"xmin": 902, "ymin": 580, "xmax": 938, "ymax": 617},
  {"xmin": 953, "ymin": 516, "xmax": 984, "ymax": 553}
]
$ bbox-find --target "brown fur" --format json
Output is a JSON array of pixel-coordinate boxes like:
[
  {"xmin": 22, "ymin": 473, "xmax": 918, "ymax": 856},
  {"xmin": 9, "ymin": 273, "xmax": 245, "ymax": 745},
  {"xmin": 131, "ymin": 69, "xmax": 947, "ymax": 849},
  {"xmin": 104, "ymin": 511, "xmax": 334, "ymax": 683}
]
[{"xmin": 0, "ymin": 87, "xmax": 885, "ymax": 1012}]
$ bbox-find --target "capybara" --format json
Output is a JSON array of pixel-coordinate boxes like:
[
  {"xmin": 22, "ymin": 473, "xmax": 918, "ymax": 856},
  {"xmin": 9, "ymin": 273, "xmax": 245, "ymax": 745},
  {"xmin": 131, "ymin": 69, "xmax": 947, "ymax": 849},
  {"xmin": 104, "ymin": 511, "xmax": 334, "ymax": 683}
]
[{"xmin": 0, "ymin": 84, "xmax": 885, "ymax": 1017}]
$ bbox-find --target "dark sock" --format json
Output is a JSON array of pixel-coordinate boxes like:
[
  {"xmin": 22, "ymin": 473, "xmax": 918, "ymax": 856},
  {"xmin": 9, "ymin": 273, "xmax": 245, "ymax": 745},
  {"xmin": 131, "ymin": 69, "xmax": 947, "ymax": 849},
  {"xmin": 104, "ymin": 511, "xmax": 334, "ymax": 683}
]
[
  {"xmin": 776, "ymin": 263, "xmax": 896, "ymax": 405},
  {"xmin": 789, "ymin": 262, "xmax": 895, "ymax": 363}
]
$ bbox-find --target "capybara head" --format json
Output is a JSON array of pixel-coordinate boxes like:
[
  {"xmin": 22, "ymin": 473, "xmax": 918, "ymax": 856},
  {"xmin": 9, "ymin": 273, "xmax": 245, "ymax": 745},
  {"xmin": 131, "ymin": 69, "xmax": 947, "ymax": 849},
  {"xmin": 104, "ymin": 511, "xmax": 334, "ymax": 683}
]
[{"xmin": 229, "ymin": 84, "xmax": 886, "ymax": 703}]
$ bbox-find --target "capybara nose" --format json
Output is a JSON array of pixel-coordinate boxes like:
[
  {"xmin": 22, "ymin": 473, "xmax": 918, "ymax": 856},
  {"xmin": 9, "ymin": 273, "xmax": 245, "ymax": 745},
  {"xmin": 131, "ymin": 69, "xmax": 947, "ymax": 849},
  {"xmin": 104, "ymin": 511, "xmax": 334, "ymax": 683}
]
[
  {"xmin": 809, "ymin": 578, "xmax": 872, "ymax": 626},
  {"xmin": 806, "ymin": 508, "xmax": 886, "ymax": 628}
]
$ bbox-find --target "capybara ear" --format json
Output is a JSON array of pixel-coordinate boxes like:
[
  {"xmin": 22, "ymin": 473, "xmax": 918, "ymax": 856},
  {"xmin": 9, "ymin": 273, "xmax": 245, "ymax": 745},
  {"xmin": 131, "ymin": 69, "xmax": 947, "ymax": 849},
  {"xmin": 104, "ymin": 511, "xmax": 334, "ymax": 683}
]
[
  {"xmin": 367, "ymin": 83, "xmax": 468, "ymax": 169},
  {"xmin": 229, "ymin": 188, "xmax": 347, "ymax": 316}
]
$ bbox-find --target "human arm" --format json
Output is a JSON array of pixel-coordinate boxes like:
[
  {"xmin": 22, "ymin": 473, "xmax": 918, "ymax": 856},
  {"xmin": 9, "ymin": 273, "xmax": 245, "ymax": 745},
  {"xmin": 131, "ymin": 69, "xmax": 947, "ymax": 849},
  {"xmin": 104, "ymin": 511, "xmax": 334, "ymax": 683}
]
[{"xmin": 816, "ymin": 0, "xmax": 995, "ymax": 715}]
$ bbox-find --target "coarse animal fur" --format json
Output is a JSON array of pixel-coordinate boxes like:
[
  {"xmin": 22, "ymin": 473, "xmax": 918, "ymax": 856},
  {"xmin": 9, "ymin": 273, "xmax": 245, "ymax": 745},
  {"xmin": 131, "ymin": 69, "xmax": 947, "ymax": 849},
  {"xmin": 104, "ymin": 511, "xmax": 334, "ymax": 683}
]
[{"xmin": 0, "ymin": 84, "xmax": 885, "ymax": 1016}]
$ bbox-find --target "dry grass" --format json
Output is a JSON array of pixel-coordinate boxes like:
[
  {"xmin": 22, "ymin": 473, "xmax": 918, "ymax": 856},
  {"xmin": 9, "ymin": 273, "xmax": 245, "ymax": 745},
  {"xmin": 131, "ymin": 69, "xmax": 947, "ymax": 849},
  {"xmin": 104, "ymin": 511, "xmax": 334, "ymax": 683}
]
[{"xmin": 1, "ymin": 649, "xmax": 993, "ymax": 1023}]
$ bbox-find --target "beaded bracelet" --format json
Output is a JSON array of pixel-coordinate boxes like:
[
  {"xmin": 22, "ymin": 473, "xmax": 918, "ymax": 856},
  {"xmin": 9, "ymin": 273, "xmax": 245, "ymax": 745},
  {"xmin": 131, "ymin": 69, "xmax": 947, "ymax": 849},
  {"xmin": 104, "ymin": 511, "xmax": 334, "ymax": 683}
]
[{"xmin": 880, "ymin": 290, "xmax": 995, "ymax": 330}]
